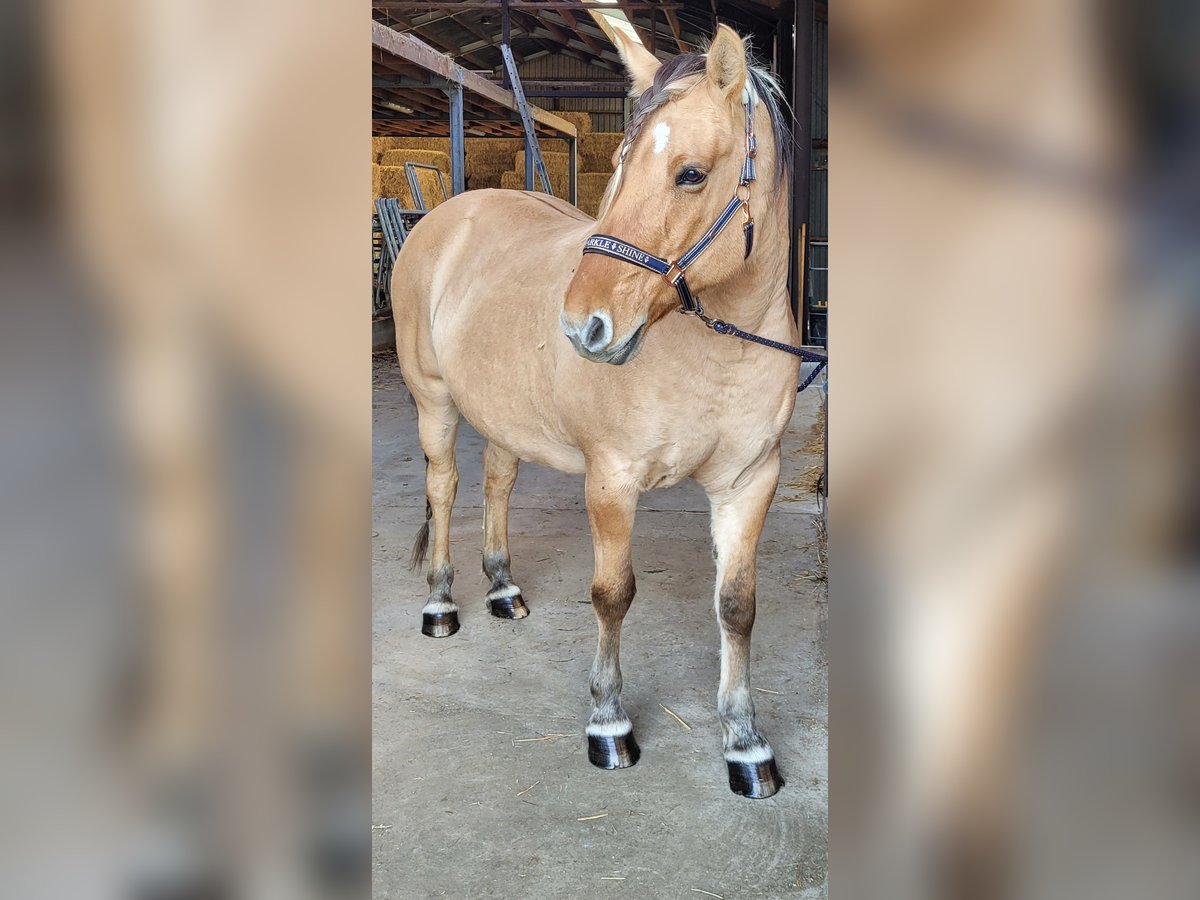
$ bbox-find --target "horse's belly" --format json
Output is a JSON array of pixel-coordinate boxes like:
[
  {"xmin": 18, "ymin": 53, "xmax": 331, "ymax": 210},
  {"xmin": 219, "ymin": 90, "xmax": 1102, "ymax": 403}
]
[{"xmin": 439, "ymin": 356, "xmax": 587, "ymax": 474}]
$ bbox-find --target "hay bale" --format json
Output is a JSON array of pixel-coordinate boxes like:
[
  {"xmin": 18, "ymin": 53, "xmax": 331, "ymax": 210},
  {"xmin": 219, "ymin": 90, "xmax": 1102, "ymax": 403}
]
[
  {"xmin": 576, "ymin": 172, "xmax": 613, "ymax": 218},
  {"xmin": 553, "ymin": 111, "xmax": 593, "ymax": 135},
  {"xmin": 466, "ymin": 138, "xmax": 523, "ymax": 189},
  {"xmin": 468, "ymin": 167, "xmax": 507, "ymax": 190},
  {"xmin": 379, "ymin": 149, "xmax": 451, "ymax": 177},
  {"xmin": 372, "ymin": 137, "xmax": 452, "ymax": 163},
  {"xmin": 498, "ymin": 169, "xmax": 612, "ymax": 218},
  {"xmin": 513, "ymin": 150, "xmax": 570, "ymax": 197},
  {"xmin": 376, "ymin": 164, "xmax": 450, "ymax": 210},
  {"xmin": 581, "ymin": 132, "xmax": 624, "ymax": 173},
  {"xmin": 499, "ymin": 169, "xmax": 562, "ymax": 195},
  {"xmin": 504, "ymin": 166, "xmax": 569, "ymax": 198}
]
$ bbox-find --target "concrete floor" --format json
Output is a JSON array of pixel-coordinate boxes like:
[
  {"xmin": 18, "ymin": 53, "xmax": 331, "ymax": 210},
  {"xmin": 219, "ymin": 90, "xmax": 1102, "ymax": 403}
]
[{"xmin": 373, "ymin": 352, "xmax": 827, "ymax": 899}]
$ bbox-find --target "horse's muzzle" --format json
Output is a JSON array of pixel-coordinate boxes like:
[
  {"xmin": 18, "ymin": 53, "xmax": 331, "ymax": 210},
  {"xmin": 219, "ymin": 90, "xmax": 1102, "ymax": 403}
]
[{"xmin": 560, "ymin": 313, "xmax": 647, "ymax": 365}]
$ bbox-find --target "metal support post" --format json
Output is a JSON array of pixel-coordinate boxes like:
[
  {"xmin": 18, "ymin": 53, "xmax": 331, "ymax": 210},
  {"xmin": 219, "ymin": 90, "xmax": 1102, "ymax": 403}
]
[{"xmin": 444, "ymin": 78, "xmax": 466, "ymax": 195}]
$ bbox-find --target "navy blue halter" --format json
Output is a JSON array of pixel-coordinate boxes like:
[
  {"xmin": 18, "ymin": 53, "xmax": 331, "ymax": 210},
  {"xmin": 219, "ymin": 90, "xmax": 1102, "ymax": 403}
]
[
  {"xmin": 583, "ymin": 95, "xmax": 758, "ymax": 315},
  {"xmin": 581, "ymin": 92, "xmax": 827, "ymax": 390}
]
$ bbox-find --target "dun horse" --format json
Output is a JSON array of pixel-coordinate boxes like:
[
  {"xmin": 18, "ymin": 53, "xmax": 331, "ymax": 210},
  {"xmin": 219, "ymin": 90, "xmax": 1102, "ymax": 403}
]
[{"xmin": 392, "ymin": 25, "xmax": 800, "ymax": 798}]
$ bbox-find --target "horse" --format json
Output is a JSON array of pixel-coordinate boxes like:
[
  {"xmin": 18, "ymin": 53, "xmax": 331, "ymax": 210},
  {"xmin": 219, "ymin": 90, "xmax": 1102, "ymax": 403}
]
[{"xmin": 391, "ymin": 24, "xmax": 801, "ymax": 799}]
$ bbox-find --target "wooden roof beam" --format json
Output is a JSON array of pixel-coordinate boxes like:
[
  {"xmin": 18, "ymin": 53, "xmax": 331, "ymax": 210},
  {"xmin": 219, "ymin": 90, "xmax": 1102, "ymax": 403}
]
[
  {"xmin": 615, "ymin": 6, "xmax": 657, "ymax": 48},
  {"xmin": 371, "ymin": 22, "xmax": 577, "ymax": 137},
  {"xmin": 380, "ymin": 11, "xmax": 496, "ymax": 68},
  {"xmin": 555, "ymin": 8, "xmax": 608, "ymax": 60},
  {"xmin": 663, "ymin": 8, "xmax": 689, "ymax": 53}
]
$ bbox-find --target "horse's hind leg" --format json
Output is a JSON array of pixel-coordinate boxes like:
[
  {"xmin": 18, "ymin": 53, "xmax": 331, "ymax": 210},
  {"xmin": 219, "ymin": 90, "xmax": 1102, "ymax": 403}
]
[
  {"xmin": 583, "ymin": 467, "xmax": 641, "ymax": 769},
  {"xmin": 412, "ymin": 393, "xmax": 461, "ymax": 637},
  {"xmin": 482, "ymin": 442, "xmax": 528, "ymax": 619},
  {"xmin": 707, "ymin": 449, "xmax": 785, "ymax": 798}
]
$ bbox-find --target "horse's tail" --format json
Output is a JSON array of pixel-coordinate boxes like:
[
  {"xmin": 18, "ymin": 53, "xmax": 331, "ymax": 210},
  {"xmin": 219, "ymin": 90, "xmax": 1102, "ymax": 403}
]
[{"xmin": 409, "ymin": 497, "xmax": 432, "ymax": 572}]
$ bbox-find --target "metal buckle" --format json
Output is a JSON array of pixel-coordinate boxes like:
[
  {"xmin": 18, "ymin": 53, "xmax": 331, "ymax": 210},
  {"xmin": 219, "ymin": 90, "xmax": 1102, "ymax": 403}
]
[{"xmin": 664, "ymin": 262, "xmax": 684, "ymax": 285}]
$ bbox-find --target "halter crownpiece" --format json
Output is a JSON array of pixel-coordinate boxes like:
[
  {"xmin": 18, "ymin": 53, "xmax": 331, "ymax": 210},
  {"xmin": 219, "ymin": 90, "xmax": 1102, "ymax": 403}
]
[{"xmin": 580, "ymin": 83, "xmax": 827, "ymax": 390}]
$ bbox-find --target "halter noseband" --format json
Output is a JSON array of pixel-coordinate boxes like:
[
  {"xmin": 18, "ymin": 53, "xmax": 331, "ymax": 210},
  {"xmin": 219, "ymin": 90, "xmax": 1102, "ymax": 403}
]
[{"xmin": 581, "ymin": 92, "xmax": 758, "ymax": 318}]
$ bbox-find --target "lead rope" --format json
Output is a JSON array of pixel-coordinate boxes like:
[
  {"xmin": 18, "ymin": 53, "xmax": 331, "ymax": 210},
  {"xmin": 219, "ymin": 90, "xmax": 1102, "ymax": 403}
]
[{"xmin": 692, "ymin": 310, "xmax": 828, "ymax": 392}]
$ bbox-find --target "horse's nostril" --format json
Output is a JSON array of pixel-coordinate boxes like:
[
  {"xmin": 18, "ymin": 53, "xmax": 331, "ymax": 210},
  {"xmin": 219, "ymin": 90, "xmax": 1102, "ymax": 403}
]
[
  {"xmin": 582, "ymin": 314, "xmax": 611, "ymax": 351},
  {"xmin": 578, "ymin": 312, "xmax": 614, "ymax": 350}
]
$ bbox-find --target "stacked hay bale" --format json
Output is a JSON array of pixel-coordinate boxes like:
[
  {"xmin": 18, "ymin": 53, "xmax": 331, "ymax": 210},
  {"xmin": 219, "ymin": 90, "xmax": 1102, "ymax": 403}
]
[
  {"xmin": 495, "ymin": 128, "xmax": 622, "ymax": 217},
  {"xmin": 372, "ymin": 137, "xmax": 451, "ymax": 163},
  {"xmin": 512, "ymin": 150, "xmax": 574, "ymax": 197},
  {"xmin": 371, "ymin": 114, "xmax": 626, "ymax": 218},
  {"xmin": 553, "ymin": 111, "xmax": 593, "ymax": 137},
  {"xmin": 577, "ymin": 173, "xmax": 613, "ymax": 217},
  {"xmin": 374, "ymin": 150, "xmax": 452, "ymax": 210},
  {"xmin": 581, "ymin": 131, "xmax": 624, "ymax": 174},
  {"xmin": 499, "ymin": 167, "xmax": 614, "ymax": 218},
  {"xmin": 464, "ymin": 138, "xmax": 524, "ymax": 190}
]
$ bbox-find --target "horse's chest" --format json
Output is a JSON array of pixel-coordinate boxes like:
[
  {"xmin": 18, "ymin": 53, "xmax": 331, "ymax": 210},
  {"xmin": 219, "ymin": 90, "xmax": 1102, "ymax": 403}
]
[{"xmin": 636, "ymin": 439, "xmax": 710, "ymax": 491}]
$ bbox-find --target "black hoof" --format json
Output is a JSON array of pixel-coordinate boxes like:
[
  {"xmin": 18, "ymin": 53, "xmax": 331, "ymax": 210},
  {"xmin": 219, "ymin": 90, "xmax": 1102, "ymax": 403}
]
[
  {"xmin": 421, "ymin": 609, "xmax": 460, "ymax": 638},
  {"xmin": 727, "ymin": 757, "xmax": 784, "ymax": 799},
  {"xmin": 587, "ymin": 731, "xmax": 640, "ymax": 769},
  {"xmin": 488, "ymin": 593, "xmax": 529, "ymax": 619}
]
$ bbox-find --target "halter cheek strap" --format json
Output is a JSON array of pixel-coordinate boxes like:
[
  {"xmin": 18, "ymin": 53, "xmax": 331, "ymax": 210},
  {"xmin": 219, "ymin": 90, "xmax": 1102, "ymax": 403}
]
[
  {"xmin": 582, "ymin": 194, "xmax": 746, "ymax": 314},
  {"xmin": 582, "ymin": 93, "xmax": 758, "ymax": 315}
]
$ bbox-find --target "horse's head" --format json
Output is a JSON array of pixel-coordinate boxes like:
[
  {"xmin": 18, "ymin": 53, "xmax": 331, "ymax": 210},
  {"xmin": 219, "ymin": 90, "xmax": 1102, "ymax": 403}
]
[{"xmin": 561, "ymin": 25, "xmax": 768, "ymax": 364}]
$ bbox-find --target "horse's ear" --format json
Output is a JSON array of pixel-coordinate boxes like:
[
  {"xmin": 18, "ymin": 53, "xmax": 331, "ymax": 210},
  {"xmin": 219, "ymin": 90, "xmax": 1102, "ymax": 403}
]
[
  {"xmin": 611, "ymin": 27, "xmax": 660, "ymax": 98},
  {"xmin": 706, "ymin": 24, "xmax": 747, "ymax": 99}
]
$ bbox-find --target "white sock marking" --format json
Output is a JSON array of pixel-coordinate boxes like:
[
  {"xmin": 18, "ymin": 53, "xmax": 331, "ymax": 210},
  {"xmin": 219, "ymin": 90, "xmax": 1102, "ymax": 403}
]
[
  {"xmin": 724, "ymin": 744, "xmax": 775, "ymax": 765},
  {"xmin": 585, "ymin": 720, "xmax": 633, "ymax": 738},
  {"xmin": 486, "ymin": 584, "xmax": 522, "ymax": 600}
]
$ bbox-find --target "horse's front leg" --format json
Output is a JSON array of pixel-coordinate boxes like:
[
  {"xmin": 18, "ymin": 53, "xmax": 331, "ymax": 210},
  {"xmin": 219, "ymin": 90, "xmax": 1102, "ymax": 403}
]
[
  {"xmin": 583, "ymin": 466, "xmax": 641, "ymax": 769},
  {"xmin": 708, "ymin": 448, "xmax": 785, "ymax": 798}
]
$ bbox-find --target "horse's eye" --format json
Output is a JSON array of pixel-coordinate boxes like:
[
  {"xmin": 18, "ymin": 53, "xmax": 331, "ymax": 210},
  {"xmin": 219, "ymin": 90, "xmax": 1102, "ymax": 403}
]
[{"xmin": 676, "ymin": 168, "xmax": 707, "ymax": 186}]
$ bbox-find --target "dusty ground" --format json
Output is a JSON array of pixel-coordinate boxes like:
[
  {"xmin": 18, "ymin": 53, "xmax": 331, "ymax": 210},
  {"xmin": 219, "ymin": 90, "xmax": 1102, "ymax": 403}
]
[{"xmin": 373, "ymin": 352, "xmax": 827, "ymax": 899}]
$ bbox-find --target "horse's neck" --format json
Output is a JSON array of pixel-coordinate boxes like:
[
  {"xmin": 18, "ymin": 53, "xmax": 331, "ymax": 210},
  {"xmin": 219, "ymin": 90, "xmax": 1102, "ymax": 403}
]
[{"xmin": 697, "ymin": 196, "xmax": 792, "ymax": 332}]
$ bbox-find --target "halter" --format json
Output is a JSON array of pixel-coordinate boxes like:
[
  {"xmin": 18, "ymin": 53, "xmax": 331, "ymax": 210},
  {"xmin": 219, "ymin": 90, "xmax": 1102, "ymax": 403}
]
[
  {"xmin": 580, "ymin": 88, "xmax": 828, "ymax": 392},
  {"xmin": 583, "ymin": 92, "xmax": 759, "ymax": 317}
]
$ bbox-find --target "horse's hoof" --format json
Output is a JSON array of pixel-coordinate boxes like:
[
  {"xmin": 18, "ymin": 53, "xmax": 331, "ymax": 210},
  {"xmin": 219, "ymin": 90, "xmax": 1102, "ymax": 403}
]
[
  {"xmin": 421, "ymin": 610, "xmax": 460, "ymax": 638},
  {"xmin": 488, "ymin": 593, "xmax": 529, "ymax": 619},
  {"xmin": 727, "ymin": 757, "xmax": 784, "ymax": 799},
  {"xmin": 587, "ymin": 731, "xmax": 640, "ymax": 769}
]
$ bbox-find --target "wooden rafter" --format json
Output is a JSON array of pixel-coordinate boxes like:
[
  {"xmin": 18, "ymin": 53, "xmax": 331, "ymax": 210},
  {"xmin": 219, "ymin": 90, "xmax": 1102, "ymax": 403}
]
[
  {"xmin": 663, "ymin": 8, "xmax": 688, "ymax": 53},
  {"xmin": 380, "ymin": 10, "xmax": 496, "ymax": 68},
  {"xmin": 555, "ymin": 8, "xmax": 609, "ymax": 61},
  {"xmin": 371, "ymin": 21, "xmax": 577, "ymax": 137}
]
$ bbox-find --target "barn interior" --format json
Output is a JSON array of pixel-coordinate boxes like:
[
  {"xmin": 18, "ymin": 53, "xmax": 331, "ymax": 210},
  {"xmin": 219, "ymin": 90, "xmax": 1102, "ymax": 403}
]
[
  {"xmin": 371, "ymin": 0, "xmax": 827, "ymax": 345},
  {"xmin": 371, "ymin": 6, "xmax": 828, "ymax": 896}
]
